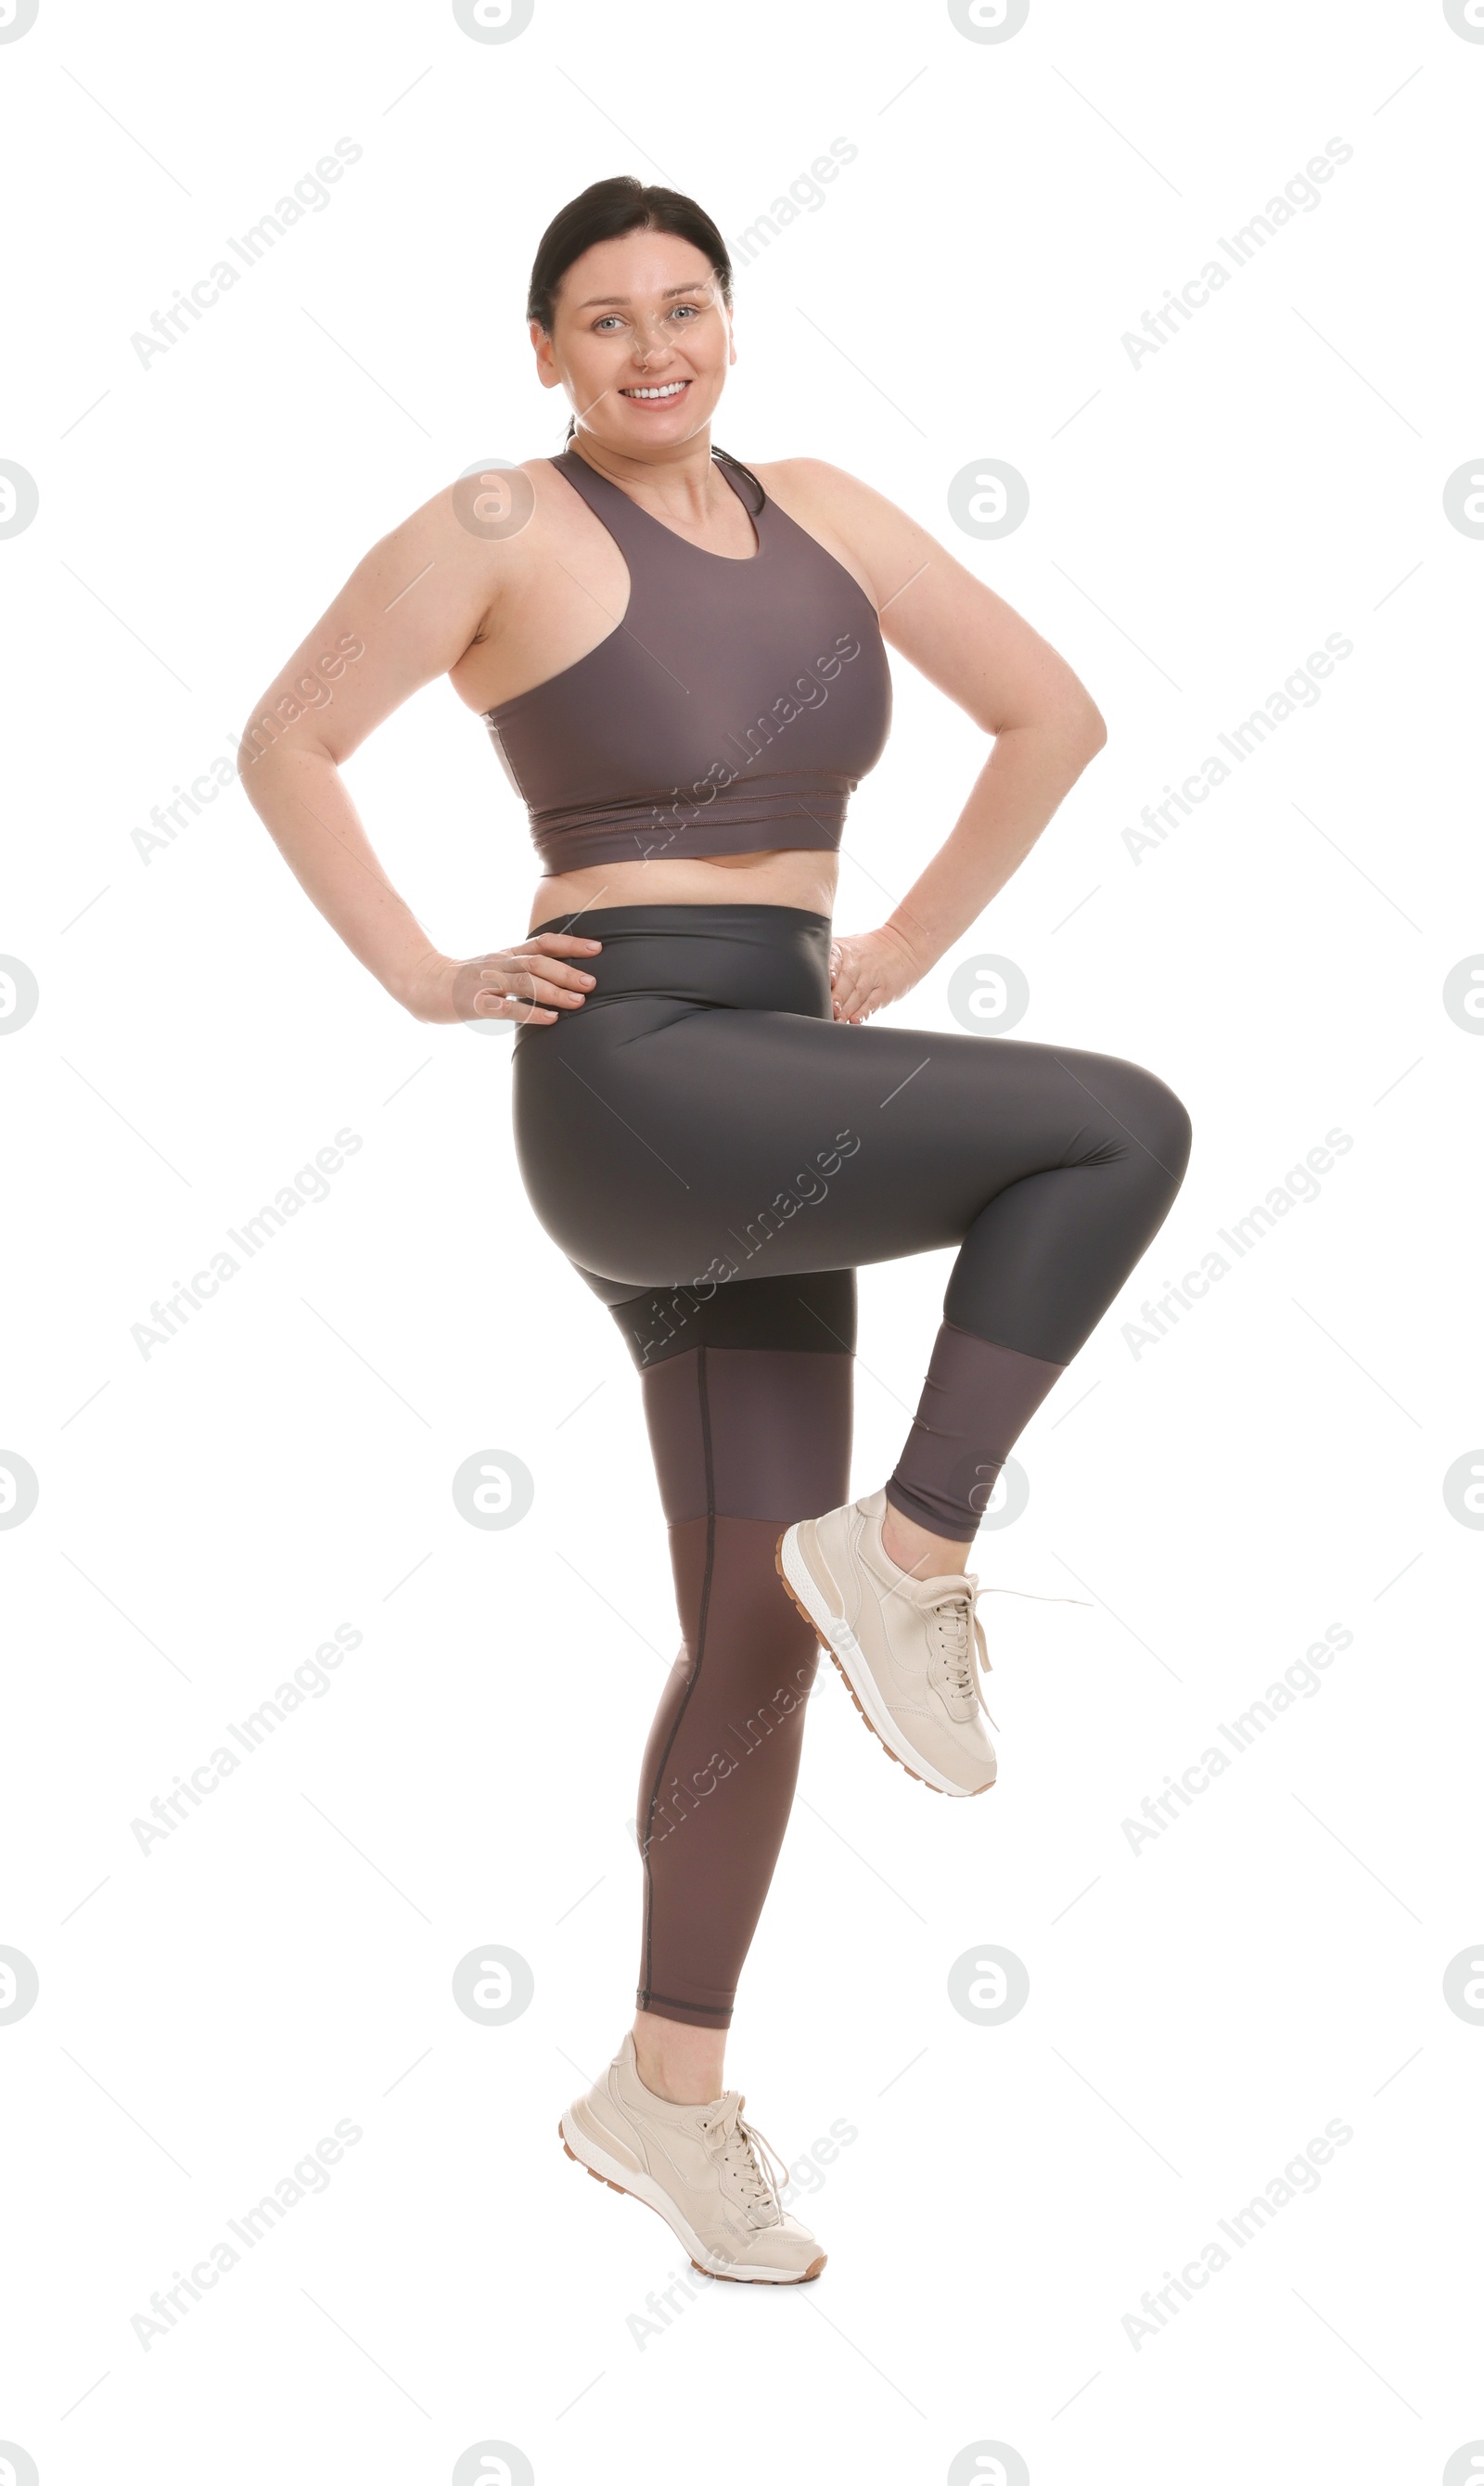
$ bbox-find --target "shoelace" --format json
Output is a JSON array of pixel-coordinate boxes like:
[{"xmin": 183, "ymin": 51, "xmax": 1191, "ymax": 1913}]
[
  {"xmin": 700, "ymin": 2095, "xmax": 789, "ymax": 2226},
  {"xmin": 875, "ymin": 1524, "xmax": 1094, "ymax": 1624},
  {"xmin": 924, "ymin": 1575, "xmax": 992, "ymax": 1707}
]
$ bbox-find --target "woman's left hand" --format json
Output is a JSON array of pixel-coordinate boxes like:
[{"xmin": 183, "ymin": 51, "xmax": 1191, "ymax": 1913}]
[{"xmin": 829, "ymin": 923, "xmax": 923, "ymax": 1024}]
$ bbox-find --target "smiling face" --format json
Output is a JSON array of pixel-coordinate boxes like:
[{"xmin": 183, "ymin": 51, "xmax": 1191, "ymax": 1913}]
[{"xmin": 531, "ymin": 226, "xmax": 736, "ymax": 459}]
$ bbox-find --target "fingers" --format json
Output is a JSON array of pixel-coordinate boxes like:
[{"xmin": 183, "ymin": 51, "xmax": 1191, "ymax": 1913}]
[
  {"xmin": 511, "ymin": 935, "xmax": 601, "ymax": 1006},
  {"xmin": 831, "ymin": 942, "xmax": 877, "ymax": 1019},
  {"xmin": 451, "ymin": 955, "xmax": 584, "ymax": 1027},
  {"xmin": 472, "ymin": 972, "xmax": 582, "ymax": 1023},
  {"xmin": 833, "ymin": 989, "xmax": 872, "ymax": 1024},
  {"xmin": 831, "ymin": 967, "xmax": 880, "ymax": 1024},
  {"xmin": 461, "ymin": 938, "xmax": 599, "ymax": 1027},
  {"xmin": 832, "ymin": 930, "xmax": 913, "ymax": 1025},
  {"xmin": 520, "ymin": 955, "xmax": 597, "ymax": 995}
]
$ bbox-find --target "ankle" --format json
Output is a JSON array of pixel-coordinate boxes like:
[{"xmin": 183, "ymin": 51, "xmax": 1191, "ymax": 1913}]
[
  {"xmin": 879, "ymin": 1497, "xmax": 973, "ymax": 1579},
  {"xmin": 632, "ymin": 2012, "xmax": 726, "ymax": 2106}
]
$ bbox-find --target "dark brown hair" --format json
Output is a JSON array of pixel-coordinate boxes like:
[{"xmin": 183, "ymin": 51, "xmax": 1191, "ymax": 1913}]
[{"xmin": 526, "ymin": 174, "xmax": 764, "ymax": 514}]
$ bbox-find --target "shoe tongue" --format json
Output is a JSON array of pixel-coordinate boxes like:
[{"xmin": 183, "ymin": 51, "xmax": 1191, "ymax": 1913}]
[{"xmin": 912, "ymin": 1570, "xmax": 974, "ymax": 1601}]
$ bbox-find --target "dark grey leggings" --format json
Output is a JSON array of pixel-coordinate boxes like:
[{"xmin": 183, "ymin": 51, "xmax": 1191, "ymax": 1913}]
[{"xmin": 511, "ymin": 903, "xmax": 1192, "ymax": 2028}]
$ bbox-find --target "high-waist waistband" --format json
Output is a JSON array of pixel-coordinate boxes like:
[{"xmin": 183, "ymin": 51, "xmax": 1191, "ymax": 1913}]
[
  {"xmin": 521, "ymin": 903, "xmax": 835, "ymax": 1022},
  {"xmin": 530, "ymin": 901, "xmax": 832, "ymax": 939},
  {"xmin": 524, "ymin": 784, "xmax": 851, "ymax": 876}
]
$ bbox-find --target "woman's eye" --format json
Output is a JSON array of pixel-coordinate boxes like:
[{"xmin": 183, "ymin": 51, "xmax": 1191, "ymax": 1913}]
[{"xmin": 592, "ymin": 301, "xmax": 701, "ymax": 334}]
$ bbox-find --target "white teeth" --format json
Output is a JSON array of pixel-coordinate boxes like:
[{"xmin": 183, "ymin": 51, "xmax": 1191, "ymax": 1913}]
[{"xmin": 624, "ymin": 381, "xmax": 686, "ymax": 399}]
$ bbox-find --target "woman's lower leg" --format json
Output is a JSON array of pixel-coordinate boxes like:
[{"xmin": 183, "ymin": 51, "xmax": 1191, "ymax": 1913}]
[
  {"xmin": 879, "ymin": 1503, "xmax": 973, "ymax": 1578},
  {"xmin": 614, "ymin": 1270, "xmax": 857, "ymax": 2040},
  {"xmin": 885, "ymin": 1321, "xmax": 1068, "ymax": 1546},
  {"xmin": 632, "ymin": 2007, "xmax": 727, "ymax": 2103}
]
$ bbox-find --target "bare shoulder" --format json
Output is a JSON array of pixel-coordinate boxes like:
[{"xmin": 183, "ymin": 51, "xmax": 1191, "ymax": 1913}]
[
  {"xmin": 750, "ymin": 455, "xmax": 947, "ymax": 612},
  {"xmin": 333, "ymin": 462, "xmax": 537, "ymax": 660},
  {"xmin": 359, "ymin": 455, "xmax": 593, "ymax": 713},
  {"xmin": 369, "ymin": 455, "xmax": 566, "ymax": 592},
  {"xmin": 238, "ymin": 455, "xmax": 582, "ymax": 761}
]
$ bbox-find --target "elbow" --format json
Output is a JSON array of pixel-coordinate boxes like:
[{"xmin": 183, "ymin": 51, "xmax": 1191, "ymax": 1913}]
[
  {"xmin": 1053, "ymin": 698, "xmax": 1107, "ymax": 789},
  {"xmin": 1069, "ymin": 695, "xmax": 1107, "ymax": 762},
  {"xmin": 235, "ymin": 709, "xmax": 273, "ymax": 799},
  {"xmin": 994, "ymin": 693, "xmax": 1107, "ymax": 769}
]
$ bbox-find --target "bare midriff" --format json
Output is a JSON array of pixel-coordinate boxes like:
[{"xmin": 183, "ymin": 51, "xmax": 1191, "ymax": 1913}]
[{"xmin": 527, "ymin": 845, "xmax": 839, "ymax": 931}]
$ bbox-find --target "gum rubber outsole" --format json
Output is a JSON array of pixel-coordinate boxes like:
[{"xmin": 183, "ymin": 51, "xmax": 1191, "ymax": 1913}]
[
  {"xmin": 774, "ymin": 1530, "xmax": 995, "ymax": 1799},
  {"xmin": 556, "ymin": 2121, "xmax": 826, "ymax": 2284}
]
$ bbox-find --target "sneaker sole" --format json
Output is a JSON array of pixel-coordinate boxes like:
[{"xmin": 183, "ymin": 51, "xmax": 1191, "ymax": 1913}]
[
  {"xmin": 556, "ymin": 2117, "xmax": 826, "ymax": 2285},
  {"xmin": 774, "ymin": 1524, "xmax": 995, "ymax": 1799}
]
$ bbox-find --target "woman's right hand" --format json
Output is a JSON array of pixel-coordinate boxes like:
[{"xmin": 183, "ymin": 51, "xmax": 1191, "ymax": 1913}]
[{"xmin": 401, "ymin": 933, "xmax": 604, "ymax": 1027}]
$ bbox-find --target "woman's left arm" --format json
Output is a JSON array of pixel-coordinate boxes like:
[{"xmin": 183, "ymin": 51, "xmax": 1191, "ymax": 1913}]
[{"xmin": 771, "ymin": 458, "xmax": 1107, "ymax": 1025}]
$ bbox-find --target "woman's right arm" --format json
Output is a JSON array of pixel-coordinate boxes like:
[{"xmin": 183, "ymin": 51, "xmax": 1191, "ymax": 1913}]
[{"xmin": 236, "ymin": 479, "xmax": 600, "ymax": 1025}]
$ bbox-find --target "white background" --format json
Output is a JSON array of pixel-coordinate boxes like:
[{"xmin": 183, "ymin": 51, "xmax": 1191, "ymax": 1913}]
[{"xmin": 3, "ymin": 0, "xmax": 1481, "ymax": 2479}]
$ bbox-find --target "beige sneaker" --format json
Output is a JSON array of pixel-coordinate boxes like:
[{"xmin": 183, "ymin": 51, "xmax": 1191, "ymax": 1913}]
[
  {"xmin": 776, "ymin": 1486, "xmax": 996, "ymax": 1797},
  {"xmin": 558, "ymin": 2031, "xmax": 825, "ymax": 2283}
]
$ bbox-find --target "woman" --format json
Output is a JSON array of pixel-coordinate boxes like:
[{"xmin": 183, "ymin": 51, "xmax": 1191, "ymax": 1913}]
[{"xmin": 240, "ymin": 175, "xmax": 1192, "ymax": 2287}]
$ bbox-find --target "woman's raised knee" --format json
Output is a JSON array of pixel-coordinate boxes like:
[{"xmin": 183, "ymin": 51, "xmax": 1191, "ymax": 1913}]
[
  {"xmin": 1094, "ymin": 1057, "xmax": 1193, "ymax": 1196},
  {"xmin": 1130, "ymin": 1065, "xmax": 1193, "ymax": 1193}
]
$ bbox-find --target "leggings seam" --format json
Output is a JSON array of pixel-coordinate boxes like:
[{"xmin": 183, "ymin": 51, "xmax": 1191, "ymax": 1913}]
[
  {"xmin": 642, "ymin": 1991, "xmax": 733, "ymax": 2022},
  {"xmin": 639, "ymin": 1339, "xmax": 718, "ymax": 2012}
]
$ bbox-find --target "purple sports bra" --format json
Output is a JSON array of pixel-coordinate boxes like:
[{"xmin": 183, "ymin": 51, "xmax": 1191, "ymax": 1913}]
[{"xmin": 480, "ymin": 447, "xmax": 892, "ymax": 875}]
